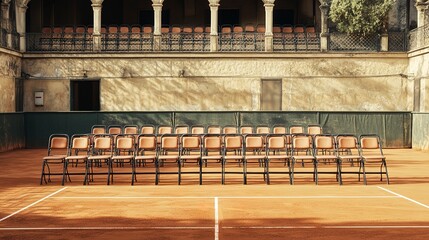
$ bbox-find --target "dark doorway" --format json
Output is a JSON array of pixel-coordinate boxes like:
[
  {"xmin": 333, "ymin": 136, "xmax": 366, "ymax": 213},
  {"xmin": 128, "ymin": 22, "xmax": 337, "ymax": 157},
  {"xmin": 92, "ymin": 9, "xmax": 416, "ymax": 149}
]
[
  {"xmin": 274, "ymin": 9, "xmax": 295, "ymax": 26},
  {"xmin": 218, "ymin": 9, "xmax": 240, "ymax": 26},
  {"xmin": 71, "ymin": 80, "xmax": 100, "ymax": 111},
  {"xmin": 139, "ymin": 10, "xmax": 170, "ymax": 26}
]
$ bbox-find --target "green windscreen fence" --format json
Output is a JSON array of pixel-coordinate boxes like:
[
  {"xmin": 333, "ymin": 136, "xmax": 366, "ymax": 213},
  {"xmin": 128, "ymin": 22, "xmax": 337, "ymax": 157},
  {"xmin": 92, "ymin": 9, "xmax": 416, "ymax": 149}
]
[
  {"xmin": 0, "ymin": 113, "xmax": 25, "ymax": 152},
  {"xmin": 22, "ymin": 111, "xmax": 412, "ymax": 148}
]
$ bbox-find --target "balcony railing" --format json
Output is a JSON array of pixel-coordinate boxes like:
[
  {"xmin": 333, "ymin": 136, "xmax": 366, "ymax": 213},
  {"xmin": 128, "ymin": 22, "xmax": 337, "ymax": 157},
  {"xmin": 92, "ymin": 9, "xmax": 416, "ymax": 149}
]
[
  {"xmin": 161, "ymin": 32, "xmax": 210, "ymax": 52},
  {"xmin": 25, "ymin": 25, "xmax": 409, "ymax": 53},
  {"xmin": 409, "ymin": 24, "xmax": 429, "ymax": 51},
  {"xmin": 26, "ymin": 32, "xmax": 93, "ymax": 52}
]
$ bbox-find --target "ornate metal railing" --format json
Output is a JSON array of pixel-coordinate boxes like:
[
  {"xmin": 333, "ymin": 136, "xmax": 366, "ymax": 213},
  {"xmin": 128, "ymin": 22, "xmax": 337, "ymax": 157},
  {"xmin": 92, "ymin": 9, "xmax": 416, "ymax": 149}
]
[
  {"xmin": 409, "ymin": 24, "xmax": 429, "ymax": 51},
  {"xmin": 218, "ymin": 32, "xmax": 264, "ymax": 52},
  {"xmin": 11, "ymin": 31, "xmax": 20, "ymax": 51},
  {"xmin": 0, "ymin": 28, "xmax": 7, "ymax": 48},
  {"xmin": 161, "ymin": 32, "xmax": 209, "ymax": 52},
  {"xmin": 102, "ymin": 33, "xmax": 154, "ymax": 51},
  {"xmin": 273, "ymin": 32, "xmax": 320, "ymax": 51},
  {"xmin": 329, "ymin": 33, "xmax": 380, "ymax": 51},
  {"xmin": 26, "ymin": 33, "xmax": 93, "ymax": 52},
  {"xmin": 388, "ymin": 31, "xmax": 408, "ymax": 52}
]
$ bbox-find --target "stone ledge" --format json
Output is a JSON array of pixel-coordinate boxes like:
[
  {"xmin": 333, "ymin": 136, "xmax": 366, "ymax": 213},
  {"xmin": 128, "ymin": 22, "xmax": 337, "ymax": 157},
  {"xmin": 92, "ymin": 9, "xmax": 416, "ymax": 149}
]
[{"xmin": 22, "ymin": 51, "xmax": 408, "ymax": 59}]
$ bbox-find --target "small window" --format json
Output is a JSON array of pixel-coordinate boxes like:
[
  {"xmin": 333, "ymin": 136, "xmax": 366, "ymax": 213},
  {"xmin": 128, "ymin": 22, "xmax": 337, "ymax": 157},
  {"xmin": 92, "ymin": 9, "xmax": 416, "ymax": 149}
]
[
  {"xmin": 260, "ymin": 79, "xmax": 282, "ymax": 111},
  {"xmin": 70, "ymin": 80, "xmax": 100, "ymax": 111}
]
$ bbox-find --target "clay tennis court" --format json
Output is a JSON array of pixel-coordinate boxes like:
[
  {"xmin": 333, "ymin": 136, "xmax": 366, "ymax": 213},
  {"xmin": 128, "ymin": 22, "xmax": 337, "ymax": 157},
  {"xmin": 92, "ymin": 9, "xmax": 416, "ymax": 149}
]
[{"xmin": 0, "ymin": 149, "xmax": 428, "ymax": 240}]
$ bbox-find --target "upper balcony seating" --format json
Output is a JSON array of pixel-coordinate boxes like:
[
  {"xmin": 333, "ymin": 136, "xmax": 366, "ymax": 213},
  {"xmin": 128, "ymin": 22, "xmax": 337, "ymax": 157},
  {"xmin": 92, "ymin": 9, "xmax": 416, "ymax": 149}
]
[{"xmin": 29, "ymin": 24, "xmax": 320, "ymax": 52}]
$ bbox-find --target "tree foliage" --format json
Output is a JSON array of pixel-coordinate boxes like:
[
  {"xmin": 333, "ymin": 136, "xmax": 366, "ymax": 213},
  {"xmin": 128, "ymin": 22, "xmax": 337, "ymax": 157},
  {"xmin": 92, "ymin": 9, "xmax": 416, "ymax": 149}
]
[{"xmin": 329, "ymin": 0, "xmax": 396, "ymax": 36}]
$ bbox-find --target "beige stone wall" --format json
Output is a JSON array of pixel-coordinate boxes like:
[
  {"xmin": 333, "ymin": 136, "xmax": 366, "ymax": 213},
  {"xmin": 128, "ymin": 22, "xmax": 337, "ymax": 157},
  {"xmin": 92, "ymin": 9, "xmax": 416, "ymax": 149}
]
[
  {"xmin": 23, "ymin": 79, "xmax": 70, "ymax": 112},
  {"xmin": 21, "ymin": 53, "xmax": 410, "ymax": 112},
  {"xmin": 0, "ymin": 50, "xmax": 21, "ymax": 113},
  {"xmin": 408, "ymin": 48, "xmax": 429, "ymax": 112}
]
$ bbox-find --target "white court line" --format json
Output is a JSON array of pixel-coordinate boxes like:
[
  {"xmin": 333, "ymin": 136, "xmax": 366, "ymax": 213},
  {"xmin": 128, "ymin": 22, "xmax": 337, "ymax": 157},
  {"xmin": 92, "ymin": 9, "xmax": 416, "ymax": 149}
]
[
  {"xmin": 0, "ymin": 226, "xmax": 213, "ymax": 231},
  {"xmin": 0, "ymin": 187, "xmax": 67, "ymax": 223},
  {"xmin": 378, "ymin": 186, "xmax": 429, "ymax": 209},
  {"xmin": 214, "ymin": 197, "xmax": 219, "ymax": 240},
  {"xmin": 52, "ymin": 196, "xmax": 399, "ymax": 200},
  {"xmin": 222, "ymin": 226, "xmax": 429, "ymax": 229}
]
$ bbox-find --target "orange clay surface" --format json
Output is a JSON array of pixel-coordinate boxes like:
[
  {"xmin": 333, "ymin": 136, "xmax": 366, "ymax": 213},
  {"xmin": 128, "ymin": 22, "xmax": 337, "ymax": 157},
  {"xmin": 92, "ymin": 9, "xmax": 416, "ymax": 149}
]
[{"xmin": 0, "ymin": 149, "xmax": 428, "ymax": 240}]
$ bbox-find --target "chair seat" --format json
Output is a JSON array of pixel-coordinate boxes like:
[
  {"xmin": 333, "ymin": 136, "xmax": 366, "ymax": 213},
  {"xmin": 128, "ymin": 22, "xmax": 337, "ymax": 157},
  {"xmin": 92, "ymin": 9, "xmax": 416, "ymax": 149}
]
[
  {"xmin": 362, "ymin": 155, "xmax": 385, "ymax": 160},
  {"xmin": 65, "ymin": 155, "xmax": 88, "ymax": 160},
  {"xmin": 224, "ymin": 155, "xmax": 243, "ymax": 160},
  {"xmin": 245, "ymin": 155, "xmax": 265, "ymax": 160},
  {"xmin": 292, "ymin": 155, "xmax": 315, "ymax": 160},
  {"xmin": 135, "ymin": 155, "xmax": 156, "ymax": 160},
  {"xmin": 43, "ymin": 155, "xmax": 67, "ymax": 160},
  {"xmin": 88, "ymin": 155, "xmax": 111, "ymax": 160},
  {"xmin": 112, "ymin": 155, "xmax": 134, "ymax": 160},
  {"xmin": 180, "ymin": 155, "xmax": 201, "ymax": 160},
  {"xmin": 158, "ymin": 155, "xmax": 179, "ymax": 160},
  {"xmin": 202, "ymin": 155, "xmax": 222, "ymax": 160},
  {"xmin": 315, "ymin": 155, "xmax": 338, "ymax": 160},
  {"xmin": 267, "ymin": 155, "xmax": 290, "ymax": 160},
  {"xmin": 338, "ymin": 155, "xmax": 361, "ymax": 160}
]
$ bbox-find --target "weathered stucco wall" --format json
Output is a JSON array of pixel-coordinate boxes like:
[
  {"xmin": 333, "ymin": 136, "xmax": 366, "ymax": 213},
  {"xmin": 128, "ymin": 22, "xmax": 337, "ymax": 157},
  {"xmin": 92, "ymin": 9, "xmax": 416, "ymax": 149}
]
[
  {"xmin": 409, "ymin": 47, "xmax": 429, "ymax": 151},
  {"xmin": 0, "ymin": 50, "xmax": 21, "ymax": 112},
  {"xmin": 409, "ymin": 48, "xmax": 429, "ymax": 112},
  {"xmin": 21, "ymin": 53, "xmax": 410, "ymax": 111}
]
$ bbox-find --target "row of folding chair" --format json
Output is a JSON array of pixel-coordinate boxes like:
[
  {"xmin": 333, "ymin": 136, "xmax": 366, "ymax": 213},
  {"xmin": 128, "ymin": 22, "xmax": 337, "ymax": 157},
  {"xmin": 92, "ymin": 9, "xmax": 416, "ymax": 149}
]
[
  {"xmin": 90, "ymin": 124, "xmax": 323, "ymax": 135},
  {"xmin": 40, "ymin": 133, "xmax": 389, "ymax": 186}
]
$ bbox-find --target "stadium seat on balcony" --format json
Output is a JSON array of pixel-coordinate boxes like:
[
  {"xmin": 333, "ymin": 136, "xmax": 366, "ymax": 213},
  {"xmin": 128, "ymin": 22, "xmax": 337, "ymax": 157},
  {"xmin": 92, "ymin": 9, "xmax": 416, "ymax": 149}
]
[
  {"xmin": 220, "ymin": 25, "xmax": 233, "ymax": 50},
  {"xmin": 51, "ymin": 27, "xmax": 63, "ymax": 51},
  {"xmin": 63, "ymin": 26, "xmax": 75, "ymax": 50},
  {"xmin": 142, "ymin": 26, "xmax": 153, "ymax": 50},
  {"xmin": 75, "ymin": 26, "xmax": 87, "ymax": 50},
  {"xmin": 141, "ymin": 125, "xmax": 155, "ymax": 134},
  {"xmin": 294, "ymin": 25, "xmax": 306, "ymax": 50},
  {"xmin": 119, "ymin": 25, "xmax": 130, "ymax": 50},
  {"xmin": 40, "ymin": 27, "xmax": 53, "ymax": 50},
  {"xmin": 207, "ymin": 125, "xmax": 221, "ymax": 134}
]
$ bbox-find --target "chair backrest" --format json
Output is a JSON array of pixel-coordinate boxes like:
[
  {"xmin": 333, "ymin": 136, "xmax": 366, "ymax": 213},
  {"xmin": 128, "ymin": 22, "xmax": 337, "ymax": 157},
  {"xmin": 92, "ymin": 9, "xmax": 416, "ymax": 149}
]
[
  {"xmin": 336, "ymin": 135, "xmax": 359, "ymax": 149},
  {"xmin": 266, "ymin": 135, "xmax": 287, "ymax": 150},
  {"xmin": 42, "ymin": 27, "xmax": 52, "ymax": 34},
  {"xmin": 75, "ymin": 26, "xmax": 86, "ymax": 34},
  {"xmin": 108, "ymin": 26, "xmax": 118, "ymax": 33},
  {"xmin": 307, "ymin": 125, "xmax": 322, "ymax": 135},
  {"xmin": 171, "ymin": 26, "xmax": 182, "ymax": 33},
  {"xmin": 292, "ymin": 135, "xmax": 312, "ymax": 150},
  {"xmin": 108, "ymin": 126, "xmax": 122, "ymax": 135},
  {"xmin": 314, "ymin": 135, "xmax": 335, "ymax": 150},
  {"xmin": 93, "ymin": 135, "xmax": 112, "ymax": 150},
  {"xmin": 240, "ymin": 126, "xmax": 254, "ymax": 134},
  {"xmin": 175, "ymin": 126, "xmax": 189, "ymax": 134},
  {"xmin": 224, "ymin": 135, "xmax": 243, "ymax": 150},
  {"xmin": 256, "ymin": 126, "xmax": 270, "ymax": 134},
  {"xmin": 181, "ymin": 135, "xmax": 201, "ymax": 150},
  {"xmin": 63, "ymin": 26, "xmax": 74, "ymax": 34},
  {"xmin": 48, "ymin": 134, "xmax": 69, "ymax": 156},
  {"xmin": 257, "ymin": 25, "xmax": 266, "ymax": 33},
  {"xmin": 245, "ymin": 25, "xmax": 255, "ymax": 32},
  {"xmin": 143, "ymin": 26, "xmax": 153, "ymax": 34},
  {"xmin": 161, "ymin": 26, "xmax": 170, "ymax": 33},
  {"xmin": 124, "ymin": 125, "xmax": 138, "ymax": 134},
  {"xmin": 203, "ymin": 135, "xmax": 222, "ymax": 150},
  {"xmin": 289, "ymin": 125, "xmax": 304, "ymax": 134},
  {"xmin": 70, "ymin": 135, "xmax": 90, "ymax": 151},
  {"xmin": 194, "ymin": 27, "xmax": 204, "ymax": 33},
  {"xmin": 138, "ymin": 134, "xmax": 157, "ymax": 151},
  {"xmin": 221, "ymin": 26, "xmax": 232, "ymax": 33},
  {"xmin": 115, "ymin": 135, "xmax": 135, "ymax": 152},
  {"xmin": 183, "ymin": 27, "xmax": 193, "ymax": 33},
  {"xmin": 158, "ymin": 126, "xmax": 173, "ymax": 135},
  {"xmin": 233, "ymin": 26, "xmax": 243, "ymax": 33},
  {"xmin": 306, "ymin": 26, "xmax": 316, "ymax": 33},
  {"xmin": 92, "ymin": 125, "xmax": 106, "ymax": 134},
  {"xmin": 160, "ymin": 135, "xmax": 179, "ymax": 150},
  {"xmin": 207, "ymin": 126, "xmax": 221, "ymax": 134},
  {"xmin": 141, "ymin": 125, "xmax": 155, "ymax": 134},
  {"xmin": 223, "ymin": 126, "xmax": 237, "ymax": 134},
  {"xmin": 245, "ymin": 135, "xmax": 264, "ymax": 150},
  {"xmin": 120, "ymin": 26, "xmax": 129, "ymax": 33},
  {"xmin": 294, "ymin": 26, "xmax": 305, "ymax": 33},
  {"xmin": 360, "ymin": 135, "xmax": 381, "ymax": 149},
  {"xmin": 131, "ymin": 26, "xmax": 141, "ymax": 33},
  {"xmin": 282, "ymin": 26, "xmax": 293, "ymax": 33},
  {"xmin": 273, "ymin": 126, "xmax": 287, "ymax": 134},
  {"xmin": 191, "ymin": 126, "xmax": 205, "ymax": 134}
]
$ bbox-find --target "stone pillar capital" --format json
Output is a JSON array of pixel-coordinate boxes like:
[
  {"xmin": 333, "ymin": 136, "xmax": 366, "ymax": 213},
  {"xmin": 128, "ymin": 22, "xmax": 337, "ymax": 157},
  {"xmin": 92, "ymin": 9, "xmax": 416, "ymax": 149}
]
[
  {"xmin": 17, "ymin": 0, "xmax": 30, "ymax": 8},
  {"xmin": 262, "ymin": 0, "xmax": 275, "ymax": 6},
  {"xmin": 208, "ymin": 0, "xmax": 220, "ymax": 7},
  {"xmin": 152, "ymin": 0, "xmax": 164, "ymax": 6},
  {"xmin": 91, "ymin": 0, "xmax": 103, "ymax": 8}
]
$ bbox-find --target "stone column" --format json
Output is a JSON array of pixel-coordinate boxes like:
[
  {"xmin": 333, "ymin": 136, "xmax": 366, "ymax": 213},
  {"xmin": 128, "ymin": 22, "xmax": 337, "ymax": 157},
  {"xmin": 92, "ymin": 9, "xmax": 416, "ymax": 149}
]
[
  {"xmin": 319, "ymin": 0, "xmax": 329, "ymax": 52},
  {"xmin": 380, "ymin": 18, "xmax": 388, "ymax": 52},
  {"xmin": 1, "ymin": 0, "xmax": 11, "ymax": 48},
  {"xmin": 91, "ymin": 0, "xmax": 103, "ymax": 51},
  {"xmin": 263, "ymin": 0, "xmax": 275, "ymax": 52},
  {"xmin": 416, "ymin": 0, "xmax": 429, "ymax": 28},
  {"xmin": 209, "ymin": 0, "xmax": 220, "ymax": 52},
  {"xmin": 152, "ymin": 0, "xmax": 164, "ymax": 51},
  {"xmin": 16, "ymin": 0, "xmax": 30, "ymax": 52}
]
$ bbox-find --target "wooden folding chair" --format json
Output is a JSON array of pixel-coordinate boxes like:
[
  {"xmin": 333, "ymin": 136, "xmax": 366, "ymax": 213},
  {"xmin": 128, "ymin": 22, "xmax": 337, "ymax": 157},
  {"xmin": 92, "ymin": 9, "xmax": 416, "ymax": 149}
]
[
  {"xmin": 86, "ymin": 134, "xmax": 113, "ymax": 185},
  {"xmin": 265, "ymin": 134, "xmax": 291, "ymax": 184},
  {"xmin": 134, "ymin": 134, "xmax": 158, "ymax": 185},
  {"xmin": 313, "ymin": 134, "xmax": 341, "ymax": 184},
  {"xmin": 336, "ymin": 135, "xmax": 365, "ymax": 184},
  {"xmin": 64, "ymin": 134, "xmax": 90, "ymax": 185},
  {"xmin": 359, "ymin": 134, "xmax": 390, "ymax": 184},
  {"xmin": 244, "ymin": 134, "xmax": 267, "ymax": 184},
  {"xmin": 290, "ymin": 134, "xmax": 317, "ymax": 184},
  {"xmin": 179, "ymin": 134, "xmax": 202, "ymax": 184},
  {"xmin": 157, "ymin": 134, "xmax": 180, "ymax": 185},
  {"xmin": 201, "ymin": 134, "xmax": 223, "ymax": 184},
  {"xmin": 109, "ymin": 134, "xmax": 135, "ymax": 185},
  {"xmin": 223, "ymin": 134, "xmax": 245, "ymax": 184}
]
